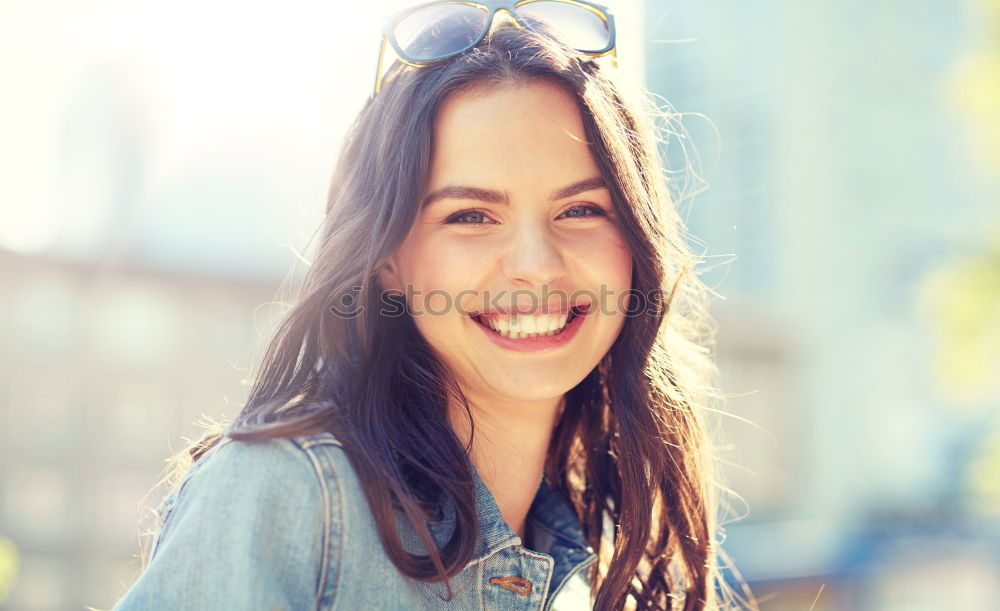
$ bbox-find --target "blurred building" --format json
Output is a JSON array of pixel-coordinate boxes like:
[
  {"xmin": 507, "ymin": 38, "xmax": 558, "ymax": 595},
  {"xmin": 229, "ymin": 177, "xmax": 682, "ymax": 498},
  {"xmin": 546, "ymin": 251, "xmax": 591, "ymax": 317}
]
[
  {"xmin": 642, "ymin": 0, "xmax": 1000, "ymax": 608},
  {"xmin": 0, "ymin": 251, "xmax": 276, "ymax": 609}
]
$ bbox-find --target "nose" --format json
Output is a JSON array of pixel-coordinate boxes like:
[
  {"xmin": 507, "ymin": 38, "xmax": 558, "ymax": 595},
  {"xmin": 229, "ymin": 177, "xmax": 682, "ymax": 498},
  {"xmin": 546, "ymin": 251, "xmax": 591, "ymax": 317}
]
[{"xmin": 501, "ymin": 222, "xmax": 568, "ymax": 288}]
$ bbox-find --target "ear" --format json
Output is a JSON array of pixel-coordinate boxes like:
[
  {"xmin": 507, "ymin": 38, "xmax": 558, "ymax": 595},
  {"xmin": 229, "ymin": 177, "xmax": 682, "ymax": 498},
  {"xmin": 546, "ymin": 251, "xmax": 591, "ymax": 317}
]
[{"xmin": 377, "ymin": 256, "xmax": 403, "ymax": 294}]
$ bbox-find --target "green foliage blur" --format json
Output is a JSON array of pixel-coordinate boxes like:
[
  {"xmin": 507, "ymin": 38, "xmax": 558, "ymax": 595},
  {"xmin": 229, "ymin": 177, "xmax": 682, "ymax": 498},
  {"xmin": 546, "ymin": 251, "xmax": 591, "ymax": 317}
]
[
  {"xmin": 0, "ymin": 535, "xmax": 20, "ymax": 605},
  {"xmin": 920, "ymin": 0, "xmax": 1000, "ymax": 518}
]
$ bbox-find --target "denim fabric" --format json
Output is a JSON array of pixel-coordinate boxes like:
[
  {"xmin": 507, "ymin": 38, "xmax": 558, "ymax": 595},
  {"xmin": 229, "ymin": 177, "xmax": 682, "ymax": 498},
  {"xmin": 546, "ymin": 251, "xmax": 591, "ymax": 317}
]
[{"xmin": 111, "ymin": 431, "xmax": 598, "ymax": 610}]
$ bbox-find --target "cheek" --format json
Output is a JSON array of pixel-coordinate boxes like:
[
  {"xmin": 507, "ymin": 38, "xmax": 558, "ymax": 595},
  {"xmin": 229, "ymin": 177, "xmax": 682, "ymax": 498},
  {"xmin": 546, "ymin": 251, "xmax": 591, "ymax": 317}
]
[
  {"xmin": 568, "ymin": 230, "xmax": 632, "ymax": 288},
  {"xmin": 395, "ymin": 235, "xmax": 453, "ymax": 299},
  {"xmin": 395, "ymin": 234, "xmax": 488, "ymax": 334},
  {"xmin": 400, "ymin": 232, "xmax": 494, "ymax": 289},
  {"xmin": 564, "ymin": 231, "xmax": 632, "ymax": 333}
]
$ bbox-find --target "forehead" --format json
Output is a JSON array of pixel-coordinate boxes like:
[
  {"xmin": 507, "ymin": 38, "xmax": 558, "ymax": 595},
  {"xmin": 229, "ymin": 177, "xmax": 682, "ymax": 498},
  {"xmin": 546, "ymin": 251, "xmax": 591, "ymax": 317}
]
[{"xmin": 426, "ymin": 80, "xmax": 601, "ymax": 191}]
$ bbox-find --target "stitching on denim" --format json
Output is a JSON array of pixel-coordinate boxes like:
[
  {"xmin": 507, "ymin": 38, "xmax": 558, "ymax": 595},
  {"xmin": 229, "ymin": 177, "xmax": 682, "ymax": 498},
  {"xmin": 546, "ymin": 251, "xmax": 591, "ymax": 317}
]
[
  {"xmin": 297, "ymin": 431, "xmax": 344, "ymax": 449},
  {"xmin": 460, "ymin": 535, "xmax": 521, "ymax": 571},
  {"xmin": 476, "ymin": 555, "xmax": 485, "ymax": 611},
  {"xmin": 287, "ymin": 437, "xmax": 329, "ymax": 609},
  {"xmin": 147, "ymin": 493, "xmax": 175, "ymax": 563},
  {"xmin": 515, "ymin": 546, "xmax": 556, "ymax": 602},
  {"xmin": 293, "ymin": 437, "xmax": 345, "ymax": 610}
]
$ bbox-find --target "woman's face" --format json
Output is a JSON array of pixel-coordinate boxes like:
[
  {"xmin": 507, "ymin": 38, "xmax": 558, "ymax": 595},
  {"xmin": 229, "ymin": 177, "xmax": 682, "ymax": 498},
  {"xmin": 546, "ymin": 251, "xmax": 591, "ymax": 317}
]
[{"xmin": 380, "ymin": 79, "xmax": 632, "ymax": 404}]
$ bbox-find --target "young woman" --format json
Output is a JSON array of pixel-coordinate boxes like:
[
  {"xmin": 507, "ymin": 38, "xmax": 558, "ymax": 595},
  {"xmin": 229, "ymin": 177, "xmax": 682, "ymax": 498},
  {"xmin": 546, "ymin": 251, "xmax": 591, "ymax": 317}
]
[{"xmin": 111, "ymin": 1, "xmax": 755, "ymax": 609}]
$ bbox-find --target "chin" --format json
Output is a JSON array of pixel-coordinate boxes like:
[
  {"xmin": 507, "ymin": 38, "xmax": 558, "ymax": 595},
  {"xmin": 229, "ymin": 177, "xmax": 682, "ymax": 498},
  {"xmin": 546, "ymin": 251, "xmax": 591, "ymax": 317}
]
[{"xmin": 481, "ymin": 368, "xmax": 589, "ymax": 403}]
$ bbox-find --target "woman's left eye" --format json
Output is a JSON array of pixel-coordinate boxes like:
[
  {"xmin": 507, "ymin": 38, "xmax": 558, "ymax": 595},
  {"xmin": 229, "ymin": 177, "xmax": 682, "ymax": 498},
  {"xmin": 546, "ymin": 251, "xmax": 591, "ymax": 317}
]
[{"xmin": 559, "ymin": 204, "xmax": 607, "ymax": 219}]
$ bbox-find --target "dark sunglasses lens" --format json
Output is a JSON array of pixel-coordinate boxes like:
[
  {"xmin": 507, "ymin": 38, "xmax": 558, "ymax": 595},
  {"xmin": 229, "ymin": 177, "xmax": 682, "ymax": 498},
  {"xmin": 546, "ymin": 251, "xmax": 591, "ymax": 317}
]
[
  {"xmin": 517, "ymin": 1, "xmax": 611, "ymax": 52},
  {"xmin": 394, "ymin": 3, "xmax": 490, "ymax": 60}
]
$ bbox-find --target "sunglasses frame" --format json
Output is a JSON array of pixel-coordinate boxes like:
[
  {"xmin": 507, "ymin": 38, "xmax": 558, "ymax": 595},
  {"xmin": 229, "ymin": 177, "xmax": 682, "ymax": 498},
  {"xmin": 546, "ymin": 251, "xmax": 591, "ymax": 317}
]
[{"xmin": 373, "ymin": 0, "xmax": 617, "ymax": 96}]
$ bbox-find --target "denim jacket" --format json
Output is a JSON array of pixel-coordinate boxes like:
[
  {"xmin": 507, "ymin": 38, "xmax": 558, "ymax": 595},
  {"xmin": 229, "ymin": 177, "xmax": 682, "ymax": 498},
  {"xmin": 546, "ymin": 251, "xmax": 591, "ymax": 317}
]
[{"xmin": 110, "ymin": 431, "xmax": 599, "ymax": 610}]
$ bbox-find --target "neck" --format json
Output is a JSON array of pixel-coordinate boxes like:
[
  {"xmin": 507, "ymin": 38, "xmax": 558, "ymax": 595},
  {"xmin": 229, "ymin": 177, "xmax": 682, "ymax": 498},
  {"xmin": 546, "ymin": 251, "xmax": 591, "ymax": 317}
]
[{"xmin": 448, "ymin": 392, "xmax": 564, "ymax": 542}]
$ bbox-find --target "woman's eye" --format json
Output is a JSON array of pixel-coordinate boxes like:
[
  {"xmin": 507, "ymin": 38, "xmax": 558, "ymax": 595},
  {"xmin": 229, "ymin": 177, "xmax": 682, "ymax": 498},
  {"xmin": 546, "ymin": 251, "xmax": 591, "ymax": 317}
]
[
  {"xmin": 445, "ymin": 210, "xmax": 493, "ymax": 225},
  {"xmin": 444, "ymin": 205, "xmax": 607, "ymax": 225},
  {"xmin": 559, "ymin": 204, "xmax": 607, "ymax": 219}
]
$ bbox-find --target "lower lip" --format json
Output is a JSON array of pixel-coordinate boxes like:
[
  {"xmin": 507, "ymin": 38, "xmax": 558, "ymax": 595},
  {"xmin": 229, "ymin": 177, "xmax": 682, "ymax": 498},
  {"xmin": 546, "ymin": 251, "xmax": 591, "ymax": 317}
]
[{"xmin": 470, "ymin": 308, "xmax": 588, "ymax": 352}]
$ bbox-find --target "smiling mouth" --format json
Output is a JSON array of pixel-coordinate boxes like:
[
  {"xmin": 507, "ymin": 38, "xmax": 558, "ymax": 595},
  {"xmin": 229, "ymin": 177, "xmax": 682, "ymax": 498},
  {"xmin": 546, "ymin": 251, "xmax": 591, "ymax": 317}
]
[{"xmin": 470, "ymin": 304, "xmax": 590, "ymax": 340}]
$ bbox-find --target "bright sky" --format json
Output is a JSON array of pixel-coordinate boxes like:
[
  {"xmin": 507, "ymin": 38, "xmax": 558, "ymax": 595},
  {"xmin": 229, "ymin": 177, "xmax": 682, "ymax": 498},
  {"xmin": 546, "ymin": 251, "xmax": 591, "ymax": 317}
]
[{"xmin": 0, "ymin": 0, "xmax": 644, "ymax": 275}]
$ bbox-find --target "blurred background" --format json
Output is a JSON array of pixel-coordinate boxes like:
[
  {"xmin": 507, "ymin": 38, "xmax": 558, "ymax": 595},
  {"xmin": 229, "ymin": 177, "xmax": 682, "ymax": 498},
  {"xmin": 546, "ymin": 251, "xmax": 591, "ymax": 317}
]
[{"xmin": 1, "ymin": 0, "xmax": 998, "ymax": 609}]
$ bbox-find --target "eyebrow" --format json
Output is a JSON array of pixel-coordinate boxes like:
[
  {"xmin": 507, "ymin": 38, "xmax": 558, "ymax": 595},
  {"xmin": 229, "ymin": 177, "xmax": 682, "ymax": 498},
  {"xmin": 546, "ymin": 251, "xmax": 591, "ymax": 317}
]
[{"xmin": 421, "ymin": 176, "xmax": 608, "ymax": 208}]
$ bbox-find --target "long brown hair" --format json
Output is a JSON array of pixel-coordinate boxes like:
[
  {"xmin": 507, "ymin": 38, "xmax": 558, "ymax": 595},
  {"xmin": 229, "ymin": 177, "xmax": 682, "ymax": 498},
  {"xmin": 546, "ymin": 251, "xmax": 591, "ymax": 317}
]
[{"xmin": 153, "ymin": 24, "xmax": 757, "ymax": 610}]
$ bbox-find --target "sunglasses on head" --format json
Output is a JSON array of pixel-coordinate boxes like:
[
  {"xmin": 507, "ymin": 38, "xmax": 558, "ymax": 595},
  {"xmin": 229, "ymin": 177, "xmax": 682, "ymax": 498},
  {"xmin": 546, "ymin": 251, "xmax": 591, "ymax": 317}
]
[{"xmin": 373, "ymin": 0, "xmax": 618, "ymax": 96}]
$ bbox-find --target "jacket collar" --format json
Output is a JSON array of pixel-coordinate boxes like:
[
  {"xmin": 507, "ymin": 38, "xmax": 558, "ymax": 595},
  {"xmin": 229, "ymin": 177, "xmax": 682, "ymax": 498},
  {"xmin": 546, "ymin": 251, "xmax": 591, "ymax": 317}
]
[
  {"xmin": 396, "ymin": 453, "xmax": 595, "ymax": 566},
  {"xmin": 464, "ymin": 452, "xmax": 594, "ymax": 560},
  {"xmin": 464, "ymin": 454, "xmax": 599, "ymax": 606}
]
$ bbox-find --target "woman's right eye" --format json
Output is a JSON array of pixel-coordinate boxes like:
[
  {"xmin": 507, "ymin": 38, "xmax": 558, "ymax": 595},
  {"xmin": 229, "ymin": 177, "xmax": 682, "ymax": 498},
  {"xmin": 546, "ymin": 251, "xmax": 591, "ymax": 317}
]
[{"xmin": 445, "ymin": 209, "xmax": 493, "ymax": 225}]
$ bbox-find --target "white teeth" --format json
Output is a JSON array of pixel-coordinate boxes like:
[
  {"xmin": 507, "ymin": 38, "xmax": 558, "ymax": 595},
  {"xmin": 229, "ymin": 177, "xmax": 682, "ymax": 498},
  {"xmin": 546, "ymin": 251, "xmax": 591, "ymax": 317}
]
[{"xmin": 477, "ymin": 310, "xmax": 575, "ymax": 340}]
